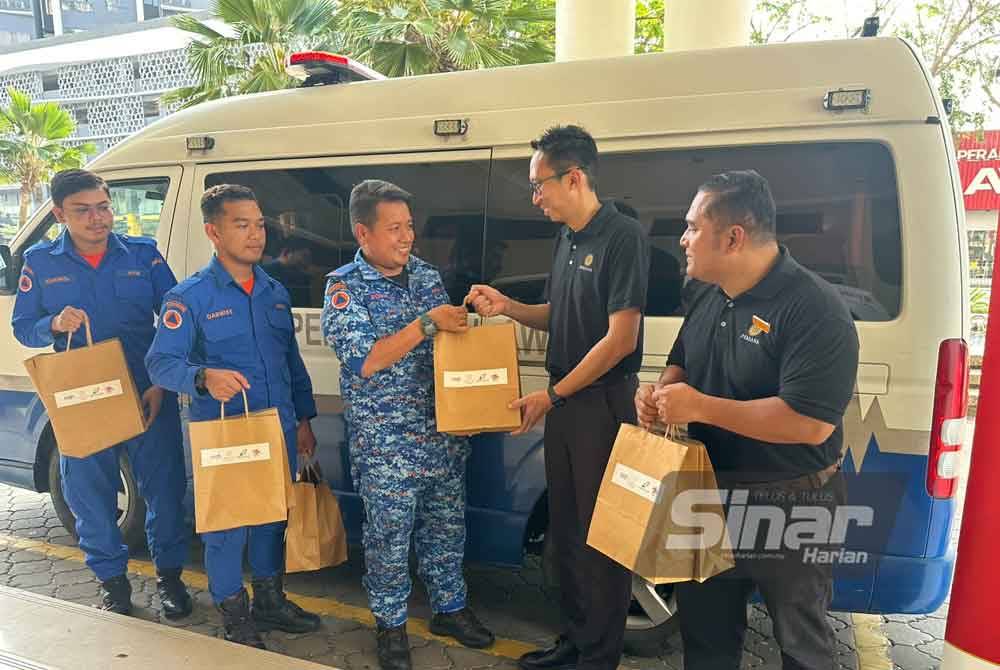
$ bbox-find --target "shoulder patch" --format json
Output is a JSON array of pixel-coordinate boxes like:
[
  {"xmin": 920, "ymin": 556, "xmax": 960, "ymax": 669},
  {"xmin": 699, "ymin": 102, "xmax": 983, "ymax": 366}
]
[
  {"xmin": 161, "ymin": 308, "xmax": 183, "ymax": 330},
  {"xmin": 331, "ymin": 290, "xmax": 351, "ymax": 310},
  {"xmin": 326, "ymin": 281, "xmax": 347, "ymax": 295},
  {"xmin": 18, "ymin": 274, "xmax": 32, "ymax": 292},
  {"xmin": 163, "ymin": 299, "xmax": 187, "ymax": 313},
  {"xmin": 151, "ymin": 257, "xmax": 165, "ymax": 267}
]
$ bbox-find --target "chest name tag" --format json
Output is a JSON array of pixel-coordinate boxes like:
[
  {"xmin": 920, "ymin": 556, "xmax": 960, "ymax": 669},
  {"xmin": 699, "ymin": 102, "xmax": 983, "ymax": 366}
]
[
  {"xmin": 442, "ymin": 368, "xmax": 509, "ymax": 388},
  {"xmin": 54, "ymin": 379, "xmax": 124, "ymax": 408},
  {"xmin": 200, "ymin": 443, "xmax": 271, "ymax": 468},
  {"xmin": 611, "ymin": 463, "xmax": 662, "ymax": 504}
]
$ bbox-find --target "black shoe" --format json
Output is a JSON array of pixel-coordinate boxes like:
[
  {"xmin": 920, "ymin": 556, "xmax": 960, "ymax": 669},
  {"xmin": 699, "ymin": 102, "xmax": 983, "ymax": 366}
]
[
  {"xmin": 518, "ymin": 635, "xmax": 579, "ymax": 670},
  {"xmin": 218, "ymin": 589, "xmax": 265, "ymax": 649},
  {"xmin": 376, "ymin": 624, "xmax": 412, "ymax": 670},
  {"xmin": 156, "ymin": 568, "xmax": 193, "ymax": 620},
  {"xmin": 99, "ymin": 574, "xmax": 133, "ymax": 615},
  {"xmin": 251, "ymin": 575, "xmax": 321, "ymax": 633},
  {"xmin": 429, "ymin": 608, "xmax": 495, "ymax": 649}
]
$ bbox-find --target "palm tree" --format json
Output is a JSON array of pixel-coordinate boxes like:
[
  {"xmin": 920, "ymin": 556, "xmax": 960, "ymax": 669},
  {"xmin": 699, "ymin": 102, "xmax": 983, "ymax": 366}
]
[
  {"xmin": 164, "ymin": 0, "xmax": 338, "ymax": 110},
  {"xmin": 334, "ymin": 0, "xmax": 555, "ymax": 77},
  {"xmin": 0, "ymin": 88, "xmax": 95, "ymax": 229}
]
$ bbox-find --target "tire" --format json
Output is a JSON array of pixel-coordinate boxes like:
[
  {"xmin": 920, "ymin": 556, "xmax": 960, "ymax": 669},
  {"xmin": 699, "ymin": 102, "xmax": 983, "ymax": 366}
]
[
  {"xmin": 48, "ymin": 447, "xmax": 148, "ymax": 554},
  {"xmin": 541, "ymin": 535, "xmax": 679, "ymax": 657}
]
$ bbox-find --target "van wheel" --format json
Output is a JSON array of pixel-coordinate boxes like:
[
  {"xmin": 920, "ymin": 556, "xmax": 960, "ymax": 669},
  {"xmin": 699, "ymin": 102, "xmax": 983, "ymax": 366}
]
[
  {"xmin": 48, "ymin": 448, "xmax": 147, "ymax": 553},
  {"xmin": 625, "ymin": 574, "xmax": 680, "ymax": 656},
  {"xmin": 542, "ymin": 536, "xmax": 680, "ymax": 656}
]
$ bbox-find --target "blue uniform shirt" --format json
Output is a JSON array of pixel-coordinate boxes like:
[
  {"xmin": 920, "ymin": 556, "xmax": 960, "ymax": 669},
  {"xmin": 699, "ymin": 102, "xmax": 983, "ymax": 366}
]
[
  {"xmin": 144, "ymin": 256, "xmax": 317, "ymax": 433},
  {"xmin": 12, "ymin": 230, "xmax": 176, "ymax": 392},
  {"xmin": 320, "ymin": 250, "xmax": 451, "ymax": 433}
]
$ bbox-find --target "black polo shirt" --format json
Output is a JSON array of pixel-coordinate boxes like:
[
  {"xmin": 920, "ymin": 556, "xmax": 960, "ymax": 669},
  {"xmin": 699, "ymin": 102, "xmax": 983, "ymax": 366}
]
[
  {"xmin": 545, "ymin": 202, "xmax": 650, "ymax": 384},
  {"xmin": 667, "ymin": 247, "xmax": 859, "ymax": 481}
]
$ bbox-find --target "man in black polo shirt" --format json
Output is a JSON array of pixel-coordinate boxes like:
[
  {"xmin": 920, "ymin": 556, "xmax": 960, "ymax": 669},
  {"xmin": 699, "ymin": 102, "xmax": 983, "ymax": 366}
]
[
  {"xmin": 467, "ymin": 125, "xmax": 649, "ymax": 670},
  {"xmin": 637, "ymin": 170, "xmax": 859, "ymax": 670}
]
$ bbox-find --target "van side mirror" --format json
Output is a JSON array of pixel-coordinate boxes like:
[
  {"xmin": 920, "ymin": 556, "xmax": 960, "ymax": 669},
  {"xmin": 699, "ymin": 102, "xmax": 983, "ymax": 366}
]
[{"xmin": 0, "ymin": 245, "xmax": 17, "ymax": 295}]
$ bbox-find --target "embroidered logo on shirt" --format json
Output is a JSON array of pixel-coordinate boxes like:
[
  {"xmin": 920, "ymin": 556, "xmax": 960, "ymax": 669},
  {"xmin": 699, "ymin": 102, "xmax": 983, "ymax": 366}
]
[
  {"xmin": 274, "ymin": 303, "xmax": 288, "ymax": 310},
  {"xmin": 748, "ymin": 315, "xmax": 771, "ymax": 337},
  {"xmin": 18, "ymin": 275, "xmax": 32, "ymax": 292},
  {"xmin": 206, "ymin": 308, "xmax": 234, "ymax": 320},
  {"xmin": 163, "ymin": 300, "xmax": 187, "ymax": 313},
  {"xmin": 125, "ymin": 270, "xmax": 143, "ymax": 277},
  {"xmin": 44, "ymin": 275, "xmax": 72, "ymax": 285},
  {"xmin": 331, "ymin": 291, "xmax": 351, "ymax": 310},
  {"xmin": 162, "ymin": 309, "xmax": 183, "ymax": 330},
  {"xmin": 584, "ymin": 254, "xmax": 594, "ymax": 267},
  {"xmin": 326, "ymin": 281, "xmax": 346, "ymax": 295}
]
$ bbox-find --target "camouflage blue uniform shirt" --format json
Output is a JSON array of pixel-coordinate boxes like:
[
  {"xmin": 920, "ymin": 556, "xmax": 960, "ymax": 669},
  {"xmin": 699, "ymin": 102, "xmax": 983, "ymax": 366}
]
[{"xmin": 321, "ymin": 249, "xmax": 451, "ymax": 436}]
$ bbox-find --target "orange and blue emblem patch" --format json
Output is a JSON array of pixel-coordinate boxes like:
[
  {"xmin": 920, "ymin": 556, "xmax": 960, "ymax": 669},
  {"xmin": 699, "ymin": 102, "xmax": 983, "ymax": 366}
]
[
  {"xmin": 162, "ymin": 308, "xmax": 183, "ymax": 330},
  {"xmin": 18, "ymin": 274, "xmax": 31, "ymax": 292},
  {"xmin": 331, "ymin": 290, "xmax": 351, "ymax": 310}
]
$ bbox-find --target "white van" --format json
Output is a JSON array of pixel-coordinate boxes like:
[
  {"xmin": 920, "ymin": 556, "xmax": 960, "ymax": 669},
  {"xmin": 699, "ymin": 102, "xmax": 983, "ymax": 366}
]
[{"xmin": 0, "ymin": 36, "xmax": 968, "ymax": 647}]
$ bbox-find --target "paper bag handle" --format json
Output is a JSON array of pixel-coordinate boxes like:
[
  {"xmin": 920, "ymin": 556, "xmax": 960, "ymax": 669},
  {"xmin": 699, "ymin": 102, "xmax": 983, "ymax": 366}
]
[
  {"xmin": 63, "ymin": 313, "xmax": 93, "ymax": 353},
  {"xmin": 219, "ymin": 389, "xmax": 250, "ymax": 421},
  {"xmin": 650, "ymin": 422, "xmax": 682, "ymax": 440}
]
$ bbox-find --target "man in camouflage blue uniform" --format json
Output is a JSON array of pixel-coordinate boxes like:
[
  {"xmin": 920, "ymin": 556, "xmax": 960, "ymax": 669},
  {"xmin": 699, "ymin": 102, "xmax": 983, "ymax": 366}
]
[{"xmin": 321, "ymin": 179, "xmax": 494, "ymax": 670}]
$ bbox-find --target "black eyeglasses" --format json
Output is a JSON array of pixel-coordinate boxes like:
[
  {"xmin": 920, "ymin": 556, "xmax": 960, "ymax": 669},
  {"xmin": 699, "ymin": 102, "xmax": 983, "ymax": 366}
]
[{"xmin": 528, "ymin": 167, "xmax": 578, "ymax": 195}]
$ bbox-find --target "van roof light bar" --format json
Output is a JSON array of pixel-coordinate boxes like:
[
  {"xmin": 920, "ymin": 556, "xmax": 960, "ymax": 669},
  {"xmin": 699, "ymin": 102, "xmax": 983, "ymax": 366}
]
[{"xmin": 286, "ymin": 51, "xmax": 385, "ymax": 87}]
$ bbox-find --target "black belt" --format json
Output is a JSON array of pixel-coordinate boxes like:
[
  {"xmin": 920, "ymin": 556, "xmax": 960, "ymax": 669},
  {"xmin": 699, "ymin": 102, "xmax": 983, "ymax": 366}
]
[{"xmin": 730, "ymin": 460, "xmax": 842, "ymax": 492}]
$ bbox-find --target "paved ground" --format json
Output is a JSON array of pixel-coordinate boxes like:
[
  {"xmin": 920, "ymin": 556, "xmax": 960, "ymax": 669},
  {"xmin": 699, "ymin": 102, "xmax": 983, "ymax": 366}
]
[{"xmin": 0, "ymin": 419, "xmax": 974, "ymax": 669}]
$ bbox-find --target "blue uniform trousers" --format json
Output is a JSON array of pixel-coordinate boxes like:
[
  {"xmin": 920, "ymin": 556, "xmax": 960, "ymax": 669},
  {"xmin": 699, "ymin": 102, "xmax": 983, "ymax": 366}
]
[
  {"xmin": 60, "ymin": 393, "xmax": 188, "ymax": 581},
  {"xmin": 352, "ymin": 428, "xmax": 468, "ymax": 628},
  {"xmin": 202, "ymin": 428, "xmax": 298, "ymax": 604}
]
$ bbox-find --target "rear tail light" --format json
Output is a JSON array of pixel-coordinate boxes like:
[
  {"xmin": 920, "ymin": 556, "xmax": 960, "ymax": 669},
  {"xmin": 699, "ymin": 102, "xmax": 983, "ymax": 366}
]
[{"xmin": 927, "ymin": 339, "xmax": 970, "ymax": 498}]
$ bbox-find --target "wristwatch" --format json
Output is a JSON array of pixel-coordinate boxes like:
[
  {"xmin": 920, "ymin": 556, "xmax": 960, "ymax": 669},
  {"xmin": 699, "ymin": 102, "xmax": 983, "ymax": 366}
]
[
  {"xmin": 418, "ymin": 313, "xmax": 438, "ymax": 339},
  {"xmin": 547, "ymin": 384, "xmax": 566, "ymax": 408},
  {"xmin": 194, "ymin": 368, "xmax": 208, "ymax": 395}
]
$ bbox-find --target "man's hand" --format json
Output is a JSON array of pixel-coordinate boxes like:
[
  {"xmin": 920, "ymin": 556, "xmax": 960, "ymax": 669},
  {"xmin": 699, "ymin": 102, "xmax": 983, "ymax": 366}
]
[
  {"xmin": 204, "ymin": 369, "xmax": 250, "ymax": 403},
  {"xmin": 509, "ymin": 390, "xmax": 552, "ymax": 436},
  {"xmin": 465, "ymin": 285, "xmax": 510, "ymax": 318},
  {"xmin": 52, "ymin": 306, "xmax": 88, "ymax": 334},
  {"xmin": 141, "ymin": 385, "xmax": 164, "ymax": 428},
  {"xmin": 652, "ymin": 383, "xmax": 706, "ymax": 426},
  {"xmin": 296, "ymin": 420, "xmax": 317, "ymax": 458},
  {"xmin": 427, "ymin": 304, "xmax": 469, "ymax": 333},
  {"xmin": 635, "ymin": 383, "xmax": 660, "ymax": 430}
]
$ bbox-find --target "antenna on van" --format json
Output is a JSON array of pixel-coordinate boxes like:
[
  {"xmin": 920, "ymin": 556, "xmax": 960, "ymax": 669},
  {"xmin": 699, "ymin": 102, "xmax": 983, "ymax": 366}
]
[{"xmin": 861, "ymin": 16, "xmax": 879, "ymax": 37}]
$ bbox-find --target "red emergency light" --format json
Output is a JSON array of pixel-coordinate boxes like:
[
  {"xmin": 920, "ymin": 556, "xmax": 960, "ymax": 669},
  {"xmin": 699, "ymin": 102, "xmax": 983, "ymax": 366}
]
[{"xmin": 285, "ymin": 51, "xmax": 385, "ymax": 87}]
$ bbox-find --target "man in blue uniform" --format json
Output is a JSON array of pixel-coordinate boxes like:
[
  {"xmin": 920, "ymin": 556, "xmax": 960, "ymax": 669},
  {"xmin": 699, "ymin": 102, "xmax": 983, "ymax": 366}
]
[
  {"xmin": 145, "ymin": 184, "xmax": 321, "ymax": 649},
  {"xmin": 321, "ymin": 180, "xmax": 494, "ymax": 670},
  {"xmin": 11, "ymin": 169, "xmax": 191, "ymax": 619}
]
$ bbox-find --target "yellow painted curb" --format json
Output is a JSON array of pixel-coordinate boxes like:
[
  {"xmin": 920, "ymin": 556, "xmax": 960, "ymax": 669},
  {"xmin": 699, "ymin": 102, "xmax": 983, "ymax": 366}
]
[
  {"xmin": 852, "ymin": 613, "xmax": 893, "ymax": 670},
  {"xmin": 0, "ymin": 532, "xmax": 536, "ymax": 661}
]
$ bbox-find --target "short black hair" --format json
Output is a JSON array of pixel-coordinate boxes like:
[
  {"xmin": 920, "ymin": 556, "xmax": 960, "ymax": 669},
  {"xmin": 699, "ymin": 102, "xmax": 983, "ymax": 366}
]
[
  {"xmin": 201, "ymin": 184, "xmax": 257, "ymax": 223},
  {"xmin": 697, "ymin": 170, "xmax": 776, "ymax": 242},
  {"xmin": 530, "ymin": 124, "xmax": 599, "ymax": 192},
  {"xmin": 51, "ymin": 169, "xmax": 108, "ymax": 207},
  {"xmin": 349, "ymin": 179, "xmax": 413, "ymax": 231}
]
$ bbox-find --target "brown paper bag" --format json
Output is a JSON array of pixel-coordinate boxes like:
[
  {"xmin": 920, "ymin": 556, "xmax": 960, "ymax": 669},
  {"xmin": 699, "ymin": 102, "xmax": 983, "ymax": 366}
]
[
  {"xmin": 587, "ymin": 423, "xmax": 735, "ymax": 584},
  {"xmin": 286, "ymin": 463, "xmax": 347, "ymax": 573},
  {"xmin": 22, "ymin": 317, "xmax": 145, "ymax": 458},
  {"xmin": 433, "ymin": 321, "xmax": 521, "ymax": 434},
  {"xmin": 189, "ymin": 393, "xmax": 291, "ymax": 534}
]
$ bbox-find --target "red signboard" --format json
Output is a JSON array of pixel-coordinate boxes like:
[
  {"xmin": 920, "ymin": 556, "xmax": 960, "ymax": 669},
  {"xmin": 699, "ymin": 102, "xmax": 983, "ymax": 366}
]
[{"xmin": 958, "ymin": 130, "xmax": 1000, "ymax": 211}]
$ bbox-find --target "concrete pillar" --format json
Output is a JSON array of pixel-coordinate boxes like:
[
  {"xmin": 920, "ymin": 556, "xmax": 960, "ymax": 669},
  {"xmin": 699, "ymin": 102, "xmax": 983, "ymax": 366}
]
[
  {"xmin": 664, "ymin": 0, "xmax": 752, "ymax": 52},
  {"xmin": 135, "ymin": 0, "xmax": 145, "ymax": 21},
  {"xmin": 555, "ymin": 0, "xmax": 635, "ymax": 62}
]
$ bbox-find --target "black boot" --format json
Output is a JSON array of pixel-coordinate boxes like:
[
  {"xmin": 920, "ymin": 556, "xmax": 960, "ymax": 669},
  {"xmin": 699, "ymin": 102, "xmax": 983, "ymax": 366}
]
[
  {"xmin": 251, "ymin": 575, "xmax": 321, "ymax": 633},
  {"xmin": 518, "ymin": 635, "xmax": 579, "ymax": 670},
  {"xmin": 218, "ymin": 589, "xmax": 265, "ymax": 649},
  {"xmin": 99, "ymin": 574, "xmax": 133, "ymax": 615},
  {"xmin": 376, "ymin": 624, "xmax": 412, "ymax": 670},
  {"xmin": 156, "ymin": 568, "xmax": 193, "ymax": 620},
  {"xmin": 429, "ymin": 608, "xmax": 495, "ymax": 648}
]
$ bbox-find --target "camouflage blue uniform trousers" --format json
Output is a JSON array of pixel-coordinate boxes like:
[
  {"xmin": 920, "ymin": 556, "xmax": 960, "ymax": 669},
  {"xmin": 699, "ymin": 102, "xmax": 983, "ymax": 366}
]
[{"xmin": 321, "ymin": 249, "xmax": 469, "ymax": 628}]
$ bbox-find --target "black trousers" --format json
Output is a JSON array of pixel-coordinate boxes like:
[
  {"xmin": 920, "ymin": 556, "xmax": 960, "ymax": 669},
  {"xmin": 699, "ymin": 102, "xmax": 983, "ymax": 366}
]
[
  {"xmin": 675, "ymin": 472, "xmax": 848, "ymax": 670},
  {"xmin": 544, "ymin": 375, "xmax": 636, "ymax": 670}
]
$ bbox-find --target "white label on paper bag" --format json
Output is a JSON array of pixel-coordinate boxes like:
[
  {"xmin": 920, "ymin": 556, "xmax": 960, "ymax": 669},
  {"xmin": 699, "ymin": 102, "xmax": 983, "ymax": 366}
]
[
  {"xmin": 611, "ymin": 463, "xmax": 662, "ymax": 504},
  {"xmin": 200, "ymin": 443, "xmax": 271, "ymax": 468},
  {"xmin": 442, "ymin": 368, "xmax": 509, "ymax": 388},
  {"xmin": 54, "ymin": 379, "xmax": 124, "ymax": 408}
]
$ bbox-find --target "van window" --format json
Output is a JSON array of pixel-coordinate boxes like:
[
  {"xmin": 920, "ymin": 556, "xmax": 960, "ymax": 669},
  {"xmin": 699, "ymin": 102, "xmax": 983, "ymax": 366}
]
[
  {"xmin": 206, "ymin": 160, "xmax": 490, "ymax": 308},
  {"xmin": 486, "ymin": 142, "xmax": 902, "ymax": 320},
  {"xmin": 27, "ymin": 177, "xmax": 171, "ymax": 246}
]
